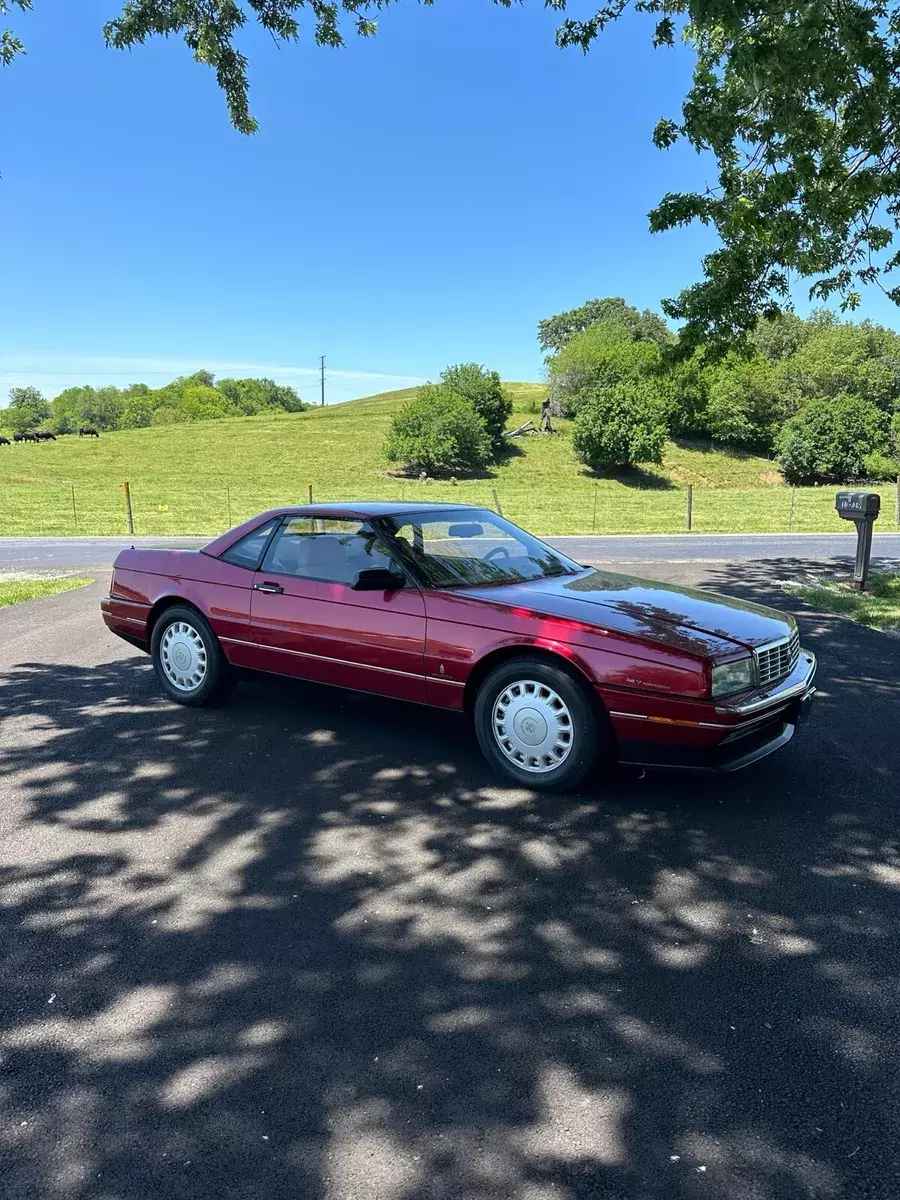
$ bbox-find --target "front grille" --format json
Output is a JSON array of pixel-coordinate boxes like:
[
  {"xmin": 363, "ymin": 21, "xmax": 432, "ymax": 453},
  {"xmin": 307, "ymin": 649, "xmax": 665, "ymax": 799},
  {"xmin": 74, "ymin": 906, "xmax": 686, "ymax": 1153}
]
[{"xmin": 754, "ymin": 628, "xmax": 800, "ymax": 687}]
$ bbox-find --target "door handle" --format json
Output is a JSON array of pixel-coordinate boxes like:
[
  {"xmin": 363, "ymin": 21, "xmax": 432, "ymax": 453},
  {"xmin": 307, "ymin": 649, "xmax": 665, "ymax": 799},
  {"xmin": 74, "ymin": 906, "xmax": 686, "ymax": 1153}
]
[{"xmin": 253, "ymin": 581, "xmax": 284, "ymax": 594}]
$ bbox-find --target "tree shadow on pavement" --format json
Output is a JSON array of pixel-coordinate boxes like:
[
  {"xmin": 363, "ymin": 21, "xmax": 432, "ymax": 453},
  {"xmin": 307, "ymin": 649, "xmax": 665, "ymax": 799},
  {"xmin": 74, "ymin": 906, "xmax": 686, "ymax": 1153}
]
[{"xmin": 0, "ymin": 566, "xmax": 898, "ymax": 1200}]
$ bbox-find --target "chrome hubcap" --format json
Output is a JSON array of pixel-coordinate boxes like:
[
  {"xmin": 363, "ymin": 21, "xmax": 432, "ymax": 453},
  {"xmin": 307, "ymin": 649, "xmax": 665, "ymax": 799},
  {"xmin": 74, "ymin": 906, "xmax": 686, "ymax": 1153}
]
[
  {"xmin": 492, "ymin": 680, "xmax": 574, "ymax": 773},
  {"xmin": 160, "ymin": 621, "xmax": 208, "ymax": 692}
]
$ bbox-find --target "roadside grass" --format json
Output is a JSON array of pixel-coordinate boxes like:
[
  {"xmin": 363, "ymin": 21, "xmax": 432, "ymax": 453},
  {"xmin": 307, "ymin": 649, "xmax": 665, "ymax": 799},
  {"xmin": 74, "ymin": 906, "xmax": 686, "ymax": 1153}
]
[
  {"xmin": 0, "ymin": 576, "xmax": 92, "ymax": 608},
  {"xmin": 1, "ymin": 383, "xmax": 897, "ymax": 537},
  {"xmin": 785, "ymin": 573, "xmax": 900, "ymax": 633}
]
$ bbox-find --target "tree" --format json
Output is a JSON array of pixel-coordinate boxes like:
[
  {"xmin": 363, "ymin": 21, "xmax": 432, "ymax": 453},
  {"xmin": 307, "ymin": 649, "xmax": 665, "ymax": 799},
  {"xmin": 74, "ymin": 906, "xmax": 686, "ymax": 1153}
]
[
  {"xmin": 384, "ymin": 385, "xmax": 491, "ymax": 475},
  {"xmin": 780, "ymin": 319, "xmax": 900, "ymax": 414},
  {"xmin": 571, "ymin": 380, "xmax": 668, "ymax": 471},
  {"xmin": 217, "ymin": 377, "xmax": 307, "ymax": 415},
  {"xmin": 439, "ymin": 363, "xmax": 511, "ymax": 456},
  {"xmin": 777, "ymin": 395, "xmax": 890, "ymax": 484},
  {"xmin": 548, "ymin": 325, "xmax": 662, "ymax": 417},
  {"xmin": 538, "ymin": 297, "xmax": 672, "ymax": 355},
  {"xmin": 705, "ymin": 355, "xmax": 787, "ymax": 450},
  {"xmin": 9, "ymin": 4, "xmax": 900, "ymax": 346},
  {"xmin": 5, "ymin": 386, "xmax": 50, "ymax": 433}
]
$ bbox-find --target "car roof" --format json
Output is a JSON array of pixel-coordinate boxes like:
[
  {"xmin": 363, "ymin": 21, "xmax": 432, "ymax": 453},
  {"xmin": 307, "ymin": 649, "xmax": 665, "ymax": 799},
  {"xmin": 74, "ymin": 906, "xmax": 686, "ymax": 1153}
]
[
  {"xmin": 202, "ymin": 500, "xmax": 490, "ymax": 556},
  {"xmin": 278, "ymin": 500, "xmax": 487, "ymax": 519}
]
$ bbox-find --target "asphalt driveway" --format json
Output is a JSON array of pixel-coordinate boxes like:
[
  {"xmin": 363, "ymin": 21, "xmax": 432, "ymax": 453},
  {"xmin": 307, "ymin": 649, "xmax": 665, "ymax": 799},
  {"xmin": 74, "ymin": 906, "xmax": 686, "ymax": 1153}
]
[{"xmin": 0, "ymin": 561, "xmax": 898, "ymax": 1200}]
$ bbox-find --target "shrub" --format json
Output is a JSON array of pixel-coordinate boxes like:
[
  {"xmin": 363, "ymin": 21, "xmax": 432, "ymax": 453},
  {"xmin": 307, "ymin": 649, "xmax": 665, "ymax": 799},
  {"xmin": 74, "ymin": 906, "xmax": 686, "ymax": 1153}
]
[
  {"xmin": 705, "ymin": 354, "xmax": 786, "ymax": 449},
  {"xmin": 572, "ymin": 380, "xmax": 668, "ymax": 470},
  {"xmin": 385, "ymin": 385, "xmax": 491, "ymax": 475},
  {"xmin": 864, "ymin": 450, "xmax": 899, "ymax": 480},
  {"xmin": 549, "ymin": 326, "xmax": 661, "ymax": 417},
  {"xmin": 777, "ymin": 395, "xmax": 889, "ymax": 484},
  {"xmin": 439, "ymin": 363, "xmax": 511, "ymax": 455}
]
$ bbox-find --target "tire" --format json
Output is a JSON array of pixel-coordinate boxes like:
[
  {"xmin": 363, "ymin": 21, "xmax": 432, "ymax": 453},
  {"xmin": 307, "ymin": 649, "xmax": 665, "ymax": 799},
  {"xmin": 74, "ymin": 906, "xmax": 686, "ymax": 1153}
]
[
  {"xmin": 150, "ymin": 605, "xmax": 235, "ymax": 707},
  {"xmin": 473, "ymin": 657, "xmax": 606, "ymax": 792}
]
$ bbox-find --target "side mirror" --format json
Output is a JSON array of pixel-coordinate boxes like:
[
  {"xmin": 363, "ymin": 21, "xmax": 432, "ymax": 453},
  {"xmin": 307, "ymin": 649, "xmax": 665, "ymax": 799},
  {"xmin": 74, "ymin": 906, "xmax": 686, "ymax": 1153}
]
[{"xmin": 351, "ymin": 567, "xmax": 405, "ymax": 591}]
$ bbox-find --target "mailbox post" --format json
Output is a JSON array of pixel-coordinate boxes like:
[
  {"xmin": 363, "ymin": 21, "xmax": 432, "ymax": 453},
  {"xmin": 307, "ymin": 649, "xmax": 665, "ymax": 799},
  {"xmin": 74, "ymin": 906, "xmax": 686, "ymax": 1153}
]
[{"xmin": 835, "ymin": 491, "xmax": 881, "ymax": 590}]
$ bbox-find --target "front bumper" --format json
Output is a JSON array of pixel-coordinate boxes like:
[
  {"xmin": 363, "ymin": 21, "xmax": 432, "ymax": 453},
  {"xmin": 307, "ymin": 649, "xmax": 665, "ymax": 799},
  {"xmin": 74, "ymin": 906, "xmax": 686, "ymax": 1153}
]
[{"xmin": 606, "ymin": 650, "xmax": 817, "ymax": 773}]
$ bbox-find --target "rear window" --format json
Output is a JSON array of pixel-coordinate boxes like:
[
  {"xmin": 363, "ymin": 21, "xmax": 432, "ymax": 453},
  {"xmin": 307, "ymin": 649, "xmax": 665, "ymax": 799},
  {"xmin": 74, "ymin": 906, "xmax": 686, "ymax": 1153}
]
[{"xmin": 220, "ymin": 520, "xmax": 278, "ymax": 570}]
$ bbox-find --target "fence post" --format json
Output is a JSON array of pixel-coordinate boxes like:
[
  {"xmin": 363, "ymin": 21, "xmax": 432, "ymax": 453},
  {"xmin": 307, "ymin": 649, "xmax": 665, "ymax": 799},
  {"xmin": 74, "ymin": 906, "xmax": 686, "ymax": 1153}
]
[
  {"xmin": 492, "ymin": 488, "xmax": 503, "ymax": 517},
  {"xmin": 123, "ymin": 481, "xmax": 134, "ymax": 535},
  {"xmin": 789, "ymin": 488, "xmax": 796, "ymax": 531},
  {"xmin": 226, "ymin": 485, "xmax": 233, "ymax": 529},
  {"xmin": 592, "ymin": 483, "xmax": 598, "ymax": 533},
  {"xmin": 307, "ymin": 483, "xmax": 313, "ymax": 505},
  {"xmin": 70, "ymin": 483, "xmax": 78, "ymax": 535},
  {"xmin": 686, "ymin": 484, "xmax": 693, "ymax": 532}
]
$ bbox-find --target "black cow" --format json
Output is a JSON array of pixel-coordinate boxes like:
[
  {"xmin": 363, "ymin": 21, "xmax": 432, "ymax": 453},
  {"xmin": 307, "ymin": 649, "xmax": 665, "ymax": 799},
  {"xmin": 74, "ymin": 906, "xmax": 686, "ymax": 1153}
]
[
  {"xmin": 79, "ymin": 426, "xmax": 100, "ymax": 438},
  {"xmin": 14, "ymin": 431, "xmax": 39, "ymax": 443},
  {"xmin": 0, "ymin": 436, "xmax": 10, "ymax": 446},
  {"xmin": 34, "ymin": 430, "xmax": 57, "ymax": 441}
]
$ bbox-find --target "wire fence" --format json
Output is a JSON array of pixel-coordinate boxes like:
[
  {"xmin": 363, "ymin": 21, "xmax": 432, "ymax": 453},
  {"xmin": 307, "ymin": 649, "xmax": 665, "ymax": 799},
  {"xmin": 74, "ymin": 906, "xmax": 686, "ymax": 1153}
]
[{"xmin": 1, "ymin": 476, "xmax": 898, "ymax": 538}]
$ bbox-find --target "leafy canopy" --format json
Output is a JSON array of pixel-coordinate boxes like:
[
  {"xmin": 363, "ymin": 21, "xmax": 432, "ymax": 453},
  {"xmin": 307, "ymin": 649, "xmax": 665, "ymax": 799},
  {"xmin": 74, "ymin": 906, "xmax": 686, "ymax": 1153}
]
[
  {"xmin": 385, "ymin": 384, "xmax": 492, "ymax": 475},
  {"xmin": 9, "ymin": 4, "xmax": 900, "ymax": 343},
  {"xmin": 538, "ymin": 297, "xmax": 672, "ymax": 356},
  {"xmin": 5, "ymin": 385, "xmax": 50, "ymax": 433},
  {"xmin": 547, "ymin": 321, "xmax": 664, "ymax": 417},
  {"xmin": 2, "ymin": 372, "xmax": 308, "ymax": 434},
  {"xmin": 439, "ymin": 362, "xmax": 512, "ymax": 455},
  {"xmin": 571, "ymin": 379, "xmax": 669, "ymax": 471},
  {"xmin": 777, "ymin": 395, "xmax": 890, "ymax": 484}
]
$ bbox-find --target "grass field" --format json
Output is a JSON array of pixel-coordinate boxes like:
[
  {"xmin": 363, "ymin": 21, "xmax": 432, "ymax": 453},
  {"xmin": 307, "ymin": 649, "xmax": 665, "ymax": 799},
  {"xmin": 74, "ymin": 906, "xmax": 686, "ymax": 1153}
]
[
  {"xmin": 0, "ymin": 382, "xmax": 897, "ymax": 536},
  {"xmin": 786, "ymin": 573, "xmax": 900, "ymax": 632},
  {"xmin": 0, "ymin": 576, "xmax": 91, "ymax": 607}
]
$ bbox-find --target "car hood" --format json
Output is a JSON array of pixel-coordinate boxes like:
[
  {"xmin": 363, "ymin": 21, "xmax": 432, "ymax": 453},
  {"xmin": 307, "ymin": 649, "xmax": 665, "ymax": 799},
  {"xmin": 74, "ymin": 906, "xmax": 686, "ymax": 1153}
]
[{"xmin": 457, "ymin": 568, "xmax": 795, "ymax": 659}]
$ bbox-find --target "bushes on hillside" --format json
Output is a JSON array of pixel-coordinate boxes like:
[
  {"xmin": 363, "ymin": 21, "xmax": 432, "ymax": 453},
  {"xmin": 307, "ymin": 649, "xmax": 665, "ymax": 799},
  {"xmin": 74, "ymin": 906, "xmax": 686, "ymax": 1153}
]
[
  {"xmin": 438, "ymin": 363, "xmax": 512, "ymax": 454},
  {"xmin": 705, "ymin": 355, "xmax": 787, "ymax": 449},
  {"xmin": 572, "ymin": 381, "xmax": 668, "ymax": 470},
  {"xmin": 385, "ymin": 386, "xmax": 492, "ymax": 475},
  {"xmin": 777, "ymin": 395, "xmax": 890, "ymax": 484},
  {"xmin": 548, "ymin": 326, "xmax": 662, "ymax": 417}
]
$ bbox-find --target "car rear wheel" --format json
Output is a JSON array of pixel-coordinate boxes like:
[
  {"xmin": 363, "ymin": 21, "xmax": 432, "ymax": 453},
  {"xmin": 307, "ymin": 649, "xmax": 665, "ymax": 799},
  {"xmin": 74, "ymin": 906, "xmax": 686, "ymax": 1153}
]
[
  {"xmin": 473, "ymin": 657, "xmax": 603, "ymax": 791},
  {"xmin": 151, "ymin": 605, "xmax": 234, "ymax": 707}
]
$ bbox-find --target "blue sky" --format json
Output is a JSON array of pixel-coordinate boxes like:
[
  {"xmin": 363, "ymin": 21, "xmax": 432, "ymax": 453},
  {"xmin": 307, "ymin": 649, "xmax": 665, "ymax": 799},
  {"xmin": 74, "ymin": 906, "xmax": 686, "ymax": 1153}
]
[{"xmin": 3, "ymin": 0, "xmax": 898, "ymax": 406}]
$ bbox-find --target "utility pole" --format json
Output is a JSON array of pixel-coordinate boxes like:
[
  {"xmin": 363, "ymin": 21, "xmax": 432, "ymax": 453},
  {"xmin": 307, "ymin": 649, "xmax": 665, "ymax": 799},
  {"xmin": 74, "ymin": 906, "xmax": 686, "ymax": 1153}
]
[{"xmin": 320, "ymin": 355, "xmax": 326, "ymax": 407}]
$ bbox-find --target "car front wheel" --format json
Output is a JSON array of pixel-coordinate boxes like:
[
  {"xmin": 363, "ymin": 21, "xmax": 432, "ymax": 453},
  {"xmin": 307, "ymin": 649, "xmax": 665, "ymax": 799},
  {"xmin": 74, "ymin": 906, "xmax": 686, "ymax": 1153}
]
[
  {"xmin": 473, "ymin": 657, "xmax": 603, "ymax": 791},
  {"xmin": 151, "ymin": 605, "xmax": 234, "ymax": 707}
]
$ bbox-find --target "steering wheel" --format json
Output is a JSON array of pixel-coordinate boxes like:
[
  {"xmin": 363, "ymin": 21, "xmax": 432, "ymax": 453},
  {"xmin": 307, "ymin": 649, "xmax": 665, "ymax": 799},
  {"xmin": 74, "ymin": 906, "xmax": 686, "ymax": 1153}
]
[{"xmin": 484, "ymin": 545, "xmax": 512, "ymax": 565}]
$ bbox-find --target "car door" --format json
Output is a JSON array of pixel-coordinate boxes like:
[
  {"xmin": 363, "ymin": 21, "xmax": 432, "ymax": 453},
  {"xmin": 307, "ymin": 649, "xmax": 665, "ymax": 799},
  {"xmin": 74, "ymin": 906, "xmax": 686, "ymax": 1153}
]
[{"xmin": 246, "ymin": 516, "xmax": 427, "ymax": 702}]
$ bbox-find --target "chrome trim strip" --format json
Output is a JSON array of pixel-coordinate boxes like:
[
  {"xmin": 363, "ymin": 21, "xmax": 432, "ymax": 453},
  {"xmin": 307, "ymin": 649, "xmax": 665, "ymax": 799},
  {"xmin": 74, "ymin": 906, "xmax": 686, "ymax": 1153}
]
[
  {"xmin": 609, "ymin": 710, "xmax": 731, "ymax": 730},
  {"xmin": 716, "ymin": 649, "xmax": 816, "ymax": 715},
  {"xmin": 219, "ymin": 635, "xmax": 445, "ymax": 682}
]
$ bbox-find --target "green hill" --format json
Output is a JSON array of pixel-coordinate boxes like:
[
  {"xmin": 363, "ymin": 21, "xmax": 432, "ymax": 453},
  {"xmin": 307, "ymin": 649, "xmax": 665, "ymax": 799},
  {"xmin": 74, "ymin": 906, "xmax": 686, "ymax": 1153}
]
[{"xmin": 0, "ymin": 383, "xmax": 892, "ymax": 536}]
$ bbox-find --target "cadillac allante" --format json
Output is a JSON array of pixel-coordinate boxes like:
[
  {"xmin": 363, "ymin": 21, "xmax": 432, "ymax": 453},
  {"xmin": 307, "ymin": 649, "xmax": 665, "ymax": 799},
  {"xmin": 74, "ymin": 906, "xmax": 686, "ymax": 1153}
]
[{"xmin": 101, "ymin": 503, "xmax": 816, "ymax": 791}]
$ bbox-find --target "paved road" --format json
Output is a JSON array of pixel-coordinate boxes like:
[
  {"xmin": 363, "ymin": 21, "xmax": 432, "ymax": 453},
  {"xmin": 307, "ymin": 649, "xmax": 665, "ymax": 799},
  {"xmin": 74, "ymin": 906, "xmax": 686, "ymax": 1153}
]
[
  {"xmin": 0, "ymin": 566, "xmax": 897, "ymax": 1199},
  {"xmin": 3, "ymin": 530, "xmax": 900, "ymax": 570}
]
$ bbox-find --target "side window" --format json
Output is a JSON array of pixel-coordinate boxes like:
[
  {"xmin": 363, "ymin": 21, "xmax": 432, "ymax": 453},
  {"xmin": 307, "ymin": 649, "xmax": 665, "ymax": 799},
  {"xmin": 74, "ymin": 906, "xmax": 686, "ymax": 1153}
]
[
  {"xmin": 220, "ymin": 520, "xmax": 278, "ymax": 570},
  {"xmin": 261, "ymin": 518, "xmax": 395, "ymax": 584}
]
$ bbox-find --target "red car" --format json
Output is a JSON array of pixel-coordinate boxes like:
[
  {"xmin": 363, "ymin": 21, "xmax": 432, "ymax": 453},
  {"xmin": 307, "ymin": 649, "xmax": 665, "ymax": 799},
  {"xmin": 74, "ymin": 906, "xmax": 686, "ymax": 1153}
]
[{"xmin": 101, "ymin": 503, "xmax": 816, "ymax": 790}]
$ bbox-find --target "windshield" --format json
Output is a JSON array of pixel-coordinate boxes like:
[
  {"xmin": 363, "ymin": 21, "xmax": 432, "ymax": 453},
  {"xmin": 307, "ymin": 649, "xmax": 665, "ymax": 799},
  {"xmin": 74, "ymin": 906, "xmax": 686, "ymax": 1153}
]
[{"xmin": 378, "ymin": 509, "xmax": 583, "ymax": 589}]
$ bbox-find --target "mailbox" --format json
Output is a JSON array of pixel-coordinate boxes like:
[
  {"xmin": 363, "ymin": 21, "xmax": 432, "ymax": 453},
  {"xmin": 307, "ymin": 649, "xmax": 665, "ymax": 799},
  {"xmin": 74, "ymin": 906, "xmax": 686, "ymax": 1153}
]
[{"xmin": 835, "ymin": 490, "xmax": 881, "ymax": 590}]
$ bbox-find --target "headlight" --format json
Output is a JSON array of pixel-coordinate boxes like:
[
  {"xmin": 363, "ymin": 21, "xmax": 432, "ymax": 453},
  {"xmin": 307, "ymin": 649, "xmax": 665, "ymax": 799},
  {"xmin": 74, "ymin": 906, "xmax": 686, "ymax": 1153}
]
[{"xmin": 711, "ymin": 656, "xmax": 755, "ymax": 697}]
